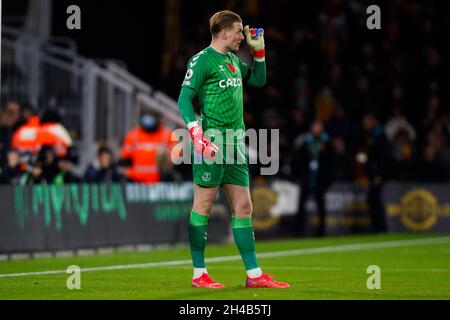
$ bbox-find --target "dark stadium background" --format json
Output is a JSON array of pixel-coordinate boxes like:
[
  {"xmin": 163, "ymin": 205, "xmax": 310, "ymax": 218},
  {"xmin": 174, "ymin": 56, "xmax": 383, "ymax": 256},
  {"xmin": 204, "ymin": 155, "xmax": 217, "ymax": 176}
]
[
  {"xmin": 1, "ymin": 0, "xmax": 450, "ymax": 253},
  {"xmin": 51, "ymin": 0, "xmax": 165, "ymax": 87}
]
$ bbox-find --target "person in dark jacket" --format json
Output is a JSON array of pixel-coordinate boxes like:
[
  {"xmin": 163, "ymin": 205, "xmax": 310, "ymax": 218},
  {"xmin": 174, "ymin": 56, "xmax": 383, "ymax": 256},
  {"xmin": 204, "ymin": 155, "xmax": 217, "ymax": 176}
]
[
  {"xmin": 357, "ymin": 112, "xmax": 389, "ymax": 233},
  {"xmin": 291, "ymin": 119, "xmax": 335, "ymax": 237},
  {"xmin": 0, "ymin": 148, "xmax": 23, "ymax": 184},
  {"xmin": 84, "ymin": 146, "xmax": 124, "ymax": 183}
]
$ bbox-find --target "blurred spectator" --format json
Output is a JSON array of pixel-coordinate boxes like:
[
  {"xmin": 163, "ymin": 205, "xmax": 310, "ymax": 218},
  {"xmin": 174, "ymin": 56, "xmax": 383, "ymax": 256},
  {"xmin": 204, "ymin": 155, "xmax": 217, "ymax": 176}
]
[
  {"xmin": 440, "ymin": 113, "xmax": 450, "ymax": 138},
  {"xmin": 260, "ymin": 108, "xmax": 290, "ymax": 161},
  {"xmin": 421, "ymin": 94, "xmax": 441, "ymax": 136},
  {"xmin": 55, "ymin": 152, "xmax": 81, "ymax": 184},
  {"xmin": 424, "ymin": 47, "xmax": 447, "ymax": 87},
  {"xmin": 0, "ymin": 101, "xmax": 22, "ymax": 154},
  {"xmin": 11, "ymin": 109, "xmax": 41, "ymax": 165},
  {"xmin": 314, "ymin": 86, "xmax": 336, "ymax": 123},
  {"xmin": 387, "ymin": 129, "xmax": 415, "ymax": 181},
  {"xmin": 426, "ymin": 128, "xmax": 446, "ymax": 156},
  {"xmin": 19, "ymin": 145, "xmax": 80, "ymax": 184},
  {"xmin": 38, "ymin": 145, "xmax": 61, "ymax": 183},
  {"xmin": 330, "ymin": 137, "xmax": 354, "ymax": 181},
  {"xmin": 84, "ymin": 146, "xmax": 124, "ymax": 183},
  {"xmin": 415, "ymin": 145, "xmax": 448, "ymax": 182},
  {"xmin": 357, "ymin": 112, "xmax": 388, "ymax": 233},
  {"xmin": 21, "ymin": 161, "xmax": 44, "ymax": 185},
  {"xmin": 385, "ymin": 107, "xmax": 416, "ymax": 143},
  {"xmin": 287, "ymin": 108, "xmax": 309, "ymax": 142},
  {"xmin": 319, "ymin": 0, "xmax": 347, "ymax": 38},
  {"xmin": 388, "ymin": 84, "xmax": 405, "ymax": 112},
  {"xmin": 38, "ymin": 109, "xmax": 73, "ymax": 158},
  {"xmin": 120, "ymin": 109, "xmax": 175, "ymax": 184},
  {"xmin": 293, "ymin": 62, "xmax": 311, "ymax": 113},
  {"xmin": 2, "ymin": 101, "xmax": 21, "ymax": 129},
  {"xmin": 0, "ymin": 148, "xmax": 23, "ymax": 184},
  {"xmin": 294, "ymin": 85, "xmax": 311, "ymax": 115},
  {"xmin": 290, "ymin": 119, "xmax": 335, "ymax": 237},
  {"xmin": 349, "ymin": 75, "xmax": 373, "ymax": 120},
  {"xmin": 325, "ymin": 105, "xmax": 354, "ymax": 147},
  {"xmin": 21, "ymin": 104, "xmax": 36, "ymax": 123},
  {"xmin": 20, "ymin": 146, "xmax": 56, "ymax": 185},
  {"xmin": 328, "ymin": 63, "xmax": 349, "ymax": 107}
]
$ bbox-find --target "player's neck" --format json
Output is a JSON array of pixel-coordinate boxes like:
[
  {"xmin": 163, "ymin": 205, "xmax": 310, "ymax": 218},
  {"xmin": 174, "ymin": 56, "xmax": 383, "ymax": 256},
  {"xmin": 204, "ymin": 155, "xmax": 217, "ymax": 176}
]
[{"xmin": 210, "ymin": 41, "xmax": 229, "ymax": 55}]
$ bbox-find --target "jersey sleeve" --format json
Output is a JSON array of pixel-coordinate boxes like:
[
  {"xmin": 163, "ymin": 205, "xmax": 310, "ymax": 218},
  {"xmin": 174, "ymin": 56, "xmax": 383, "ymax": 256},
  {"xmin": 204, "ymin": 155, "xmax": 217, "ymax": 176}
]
[
  {"xmin": 246, "ymin": 59, "xmax": 266, "ymax": 87},
  {"xmin": 177, "ymin": 87, "xmax": 197, "ymax": 125},
  {"xmin": 181, "ymin": 55, "xmax": 209, "ymax": 93},
  {"xmin": 237, "ymin": 57, "xmax": 250, "ymax": 80}
]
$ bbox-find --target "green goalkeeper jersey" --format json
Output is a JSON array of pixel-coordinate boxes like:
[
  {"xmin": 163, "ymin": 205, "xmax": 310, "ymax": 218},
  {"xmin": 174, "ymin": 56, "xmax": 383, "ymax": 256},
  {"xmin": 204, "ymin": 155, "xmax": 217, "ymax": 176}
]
[{"xmin": 182, "ymin": 47, "xmax": 250, "ymax": 138}]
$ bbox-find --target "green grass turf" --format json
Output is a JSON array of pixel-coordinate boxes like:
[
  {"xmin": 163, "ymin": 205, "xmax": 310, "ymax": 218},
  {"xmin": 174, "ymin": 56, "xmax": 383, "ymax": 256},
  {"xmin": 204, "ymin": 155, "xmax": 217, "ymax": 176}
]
[{"xmin": 0, "ymin": 233, "xmax": 449, "ymax": 300}]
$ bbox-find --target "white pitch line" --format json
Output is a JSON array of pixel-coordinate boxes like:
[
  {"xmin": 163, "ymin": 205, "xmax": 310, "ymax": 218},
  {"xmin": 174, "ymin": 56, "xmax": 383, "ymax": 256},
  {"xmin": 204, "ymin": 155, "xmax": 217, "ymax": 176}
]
[
  {"xmin": 0, "ymin": 236, "xmax": 449, "ymax": 278},
  {"xmin": 167, "ymin": 266, "xmax": 450, "ymax": 273}
]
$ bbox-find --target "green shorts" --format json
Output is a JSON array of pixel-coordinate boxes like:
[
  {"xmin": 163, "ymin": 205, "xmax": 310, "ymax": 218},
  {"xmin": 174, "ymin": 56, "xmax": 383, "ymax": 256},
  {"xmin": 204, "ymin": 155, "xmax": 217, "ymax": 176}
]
[{"xmin": 192, "ymin": 142, "xmax": 249, "ymax": 188}]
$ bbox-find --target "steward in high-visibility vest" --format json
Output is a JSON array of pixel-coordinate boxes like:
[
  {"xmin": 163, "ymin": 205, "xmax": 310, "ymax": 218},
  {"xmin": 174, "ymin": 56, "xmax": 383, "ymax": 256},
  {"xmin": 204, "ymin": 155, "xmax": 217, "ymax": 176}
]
[
  {"xmin": 120, "ymin": 112, "xmax": 175, "ymax": 184},
  {"xmin": 37, "ymin": 109, "xmax": 73, "ymax": 158},
  {"xmin": 11, "ymin": 116, "xmax": 41, "ymax": 157}
]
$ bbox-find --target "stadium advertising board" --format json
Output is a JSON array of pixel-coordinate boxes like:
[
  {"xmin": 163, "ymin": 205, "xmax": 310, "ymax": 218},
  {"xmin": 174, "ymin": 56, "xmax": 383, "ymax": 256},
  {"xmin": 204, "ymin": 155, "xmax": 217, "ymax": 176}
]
[
  {"xmin": 0, "ymin": 183, "xmax": 229, "ymax": 253},
  {"xmin": 384, "ymin": 183, "xmax": 450, "ymax": 232},
  {"xmin": 251, "ymin": 181, "xmax": 372, "ymax": 237},
  {"xmin": 1, "ymin": 182, "xmax": 449, "ymax": 253},
  {"xmin": 251, "ymin": 181, "xmax": 450, "ymax": 236}
]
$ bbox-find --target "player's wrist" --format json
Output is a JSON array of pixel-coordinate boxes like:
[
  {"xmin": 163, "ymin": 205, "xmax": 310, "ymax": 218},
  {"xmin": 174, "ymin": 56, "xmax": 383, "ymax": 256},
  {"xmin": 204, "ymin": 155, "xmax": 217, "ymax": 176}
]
[
  {"xmin": 187, "ymin": 121, "xmax": 199, "ymax": 130},
  {"xmin": 252, "ymin": 48, "xmax": 265, "ymax": 60}
]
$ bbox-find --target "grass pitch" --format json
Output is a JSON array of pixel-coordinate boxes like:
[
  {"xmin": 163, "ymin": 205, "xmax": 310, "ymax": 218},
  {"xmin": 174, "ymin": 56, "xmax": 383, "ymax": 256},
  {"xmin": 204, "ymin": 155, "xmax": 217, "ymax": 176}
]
[{"xmin": 0, "ymin": 233, "xmax": 449, "ymax": 300}]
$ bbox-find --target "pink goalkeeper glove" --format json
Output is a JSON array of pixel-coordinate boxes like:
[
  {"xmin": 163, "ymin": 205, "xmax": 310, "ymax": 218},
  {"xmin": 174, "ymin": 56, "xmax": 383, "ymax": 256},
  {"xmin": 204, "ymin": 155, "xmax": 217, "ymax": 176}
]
[{"xmin": 189, "ymin": 124, "xmax": 219, "ymax": 161}]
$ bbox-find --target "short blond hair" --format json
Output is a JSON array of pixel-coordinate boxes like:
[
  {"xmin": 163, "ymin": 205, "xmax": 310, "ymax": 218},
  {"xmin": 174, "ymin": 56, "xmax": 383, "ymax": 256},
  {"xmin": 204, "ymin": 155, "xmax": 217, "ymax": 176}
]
[{"xmin": 209, "ymin": 10, "xmax": 242, "ymax": 37}]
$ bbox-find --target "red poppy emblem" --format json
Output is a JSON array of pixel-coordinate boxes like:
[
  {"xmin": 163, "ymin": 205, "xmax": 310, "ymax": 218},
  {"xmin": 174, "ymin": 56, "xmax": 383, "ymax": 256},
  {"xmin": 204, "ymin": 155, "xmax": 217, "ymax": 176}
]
[{"xmin": 227, "ymin": 63, "xmax": 236, "ymax": 73}]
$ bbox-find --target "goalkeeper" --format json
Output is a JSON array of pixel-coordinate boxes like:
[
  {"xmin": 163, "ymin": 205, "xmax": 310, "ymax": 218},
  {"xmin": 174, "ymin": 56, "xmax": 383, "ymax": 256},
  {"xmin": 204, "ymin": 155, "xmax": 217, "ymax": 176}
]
[{"xmin": 177, "ymin": 10, "xmax": 289, "ymax": 289}]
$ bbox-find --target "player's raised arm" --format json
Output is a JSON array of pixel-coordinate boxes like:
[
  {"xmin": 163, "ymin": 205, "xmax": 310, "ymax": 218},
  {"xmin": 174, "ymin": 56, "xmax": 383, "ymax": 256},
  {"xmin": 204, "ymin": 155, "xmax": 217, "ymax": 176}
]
[{"xmin": 243, "ymin": 25, "xmax": 266, "ymax": 87}]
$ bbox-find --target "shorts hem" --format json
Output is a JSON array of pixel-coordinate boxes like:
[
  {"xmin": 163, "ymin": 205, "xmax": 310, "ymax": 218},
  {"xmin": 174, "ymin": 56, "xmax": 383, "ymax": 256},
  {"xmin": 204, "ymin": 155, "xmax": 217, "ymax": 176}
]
[{"xmin": 194, "ymin": 181, "xmax": 222, "ymax": 188}]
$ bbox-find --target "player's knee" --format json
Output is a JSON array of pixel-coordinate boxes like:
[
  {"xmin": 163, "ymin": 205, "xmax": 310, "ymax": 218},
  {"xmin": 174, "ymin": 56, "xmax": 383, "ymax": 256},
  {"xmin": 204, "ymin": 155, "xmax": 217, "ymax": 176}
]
[
  {"xmin": 192, "ymin": 202, "xmax": 214, "ymax": 216},
  {"xmin": 234, "ymin": 202, "xmax": 253, "ymax": 218}
]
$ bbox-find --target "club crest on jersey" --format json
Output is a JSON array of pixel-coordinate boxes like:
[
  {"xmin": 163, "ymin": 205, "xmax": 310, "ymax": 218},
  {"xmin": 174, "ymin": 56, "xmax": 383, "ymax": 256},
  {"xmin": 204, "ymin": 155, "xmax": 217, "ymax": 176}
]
[
  {"xmin": 202, "ymin": 172, "xmax": 212, "ymax": 182},
  {"xmin": 185, "ymin": 69, "xmax": 194, "ymax": 79},
  {"xmin": 227, "ymin": 63, "xmax": 236, "ymax": 73}
]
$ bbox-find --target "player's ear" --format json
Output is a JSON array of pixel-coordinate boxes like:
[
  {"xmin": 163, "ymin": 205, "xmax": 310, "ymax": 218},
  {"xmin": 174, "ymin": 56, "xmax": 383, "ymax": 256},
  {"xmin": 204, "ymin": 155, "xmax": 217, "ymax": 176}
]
[{"xmin": 220, "ymin": 29, "xmax": 227, "ymax": 40}]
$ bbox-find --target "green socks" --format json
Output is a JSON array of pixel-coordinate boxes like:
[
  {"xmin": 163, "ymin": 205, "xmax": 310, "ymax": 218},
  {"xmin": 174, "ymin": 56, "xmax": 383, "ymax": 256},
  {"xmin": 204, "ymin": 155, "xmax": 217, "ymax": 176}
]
[
  {"xmin": 189, "ymin": 212, "xmax": 260, "ymax": 273},
  {"xmin": 232, "ymin": 216, "xmax": 260, "ymax": 271},
  {"xmin": 189, "ymin": 211, "xmax": 208, "ymax": 268}
]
